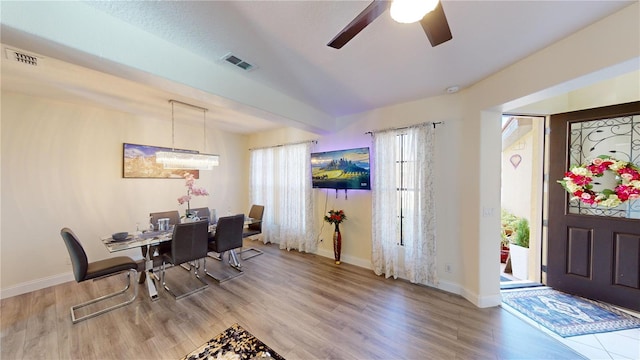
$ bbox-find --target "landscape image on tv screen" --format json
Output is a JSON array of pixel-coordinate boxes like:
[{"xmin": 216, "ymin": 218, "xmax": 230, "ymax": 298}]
[{"xmin": 311, "ymin": 147, "xmax": 371, "ymax": 190}]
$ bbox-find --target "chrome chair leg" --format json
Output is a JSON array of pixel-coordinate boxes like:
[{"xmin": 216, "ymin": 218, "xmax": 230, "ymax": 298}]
[
  {"xmin": 204, "ymin": 251, "xmax": 243, "ymax": 283},
  {"xmin": 161, "ymin": 260, "xmax": 208, "ymax": 300},
  {"xmin": 194, "ymin": 258, "xmax": 206, "ymax": 281},
  {"xmin": 229, "ymin": 250, "xmax": 242, "ymax": 270},
  {"xmin": 207, "ymin": 252, "xmax": 222, "ymax": 261},
  {"xmin": 240, "ymin": 247, "xmax": 263, "ymax": 260},
  {"xmin": 70, "ymin": 269, "xmax": 138, "ymax": 324}
]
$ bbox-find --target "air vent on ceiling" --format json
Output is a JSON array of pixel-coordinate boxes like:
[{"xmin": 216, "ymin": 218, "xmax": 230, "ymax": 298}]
[
  {"xmin": 221, "ymin": 53, "xmax": 255, "ymax": 71},
  {"xmin": 5, "ymin": 48, "xmax": 39, "ymax": 66}
]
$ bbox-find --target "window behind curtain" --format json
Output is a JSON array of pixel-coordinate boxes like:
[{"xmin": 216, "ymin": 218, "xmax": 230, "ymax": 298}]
[
  {"xmin": 249, "ymin": 142, "xmax": 315, "ymax": 252},
  {"xmin": 372, "ymin": 124, "xmax": 437, "ymax": 285}
]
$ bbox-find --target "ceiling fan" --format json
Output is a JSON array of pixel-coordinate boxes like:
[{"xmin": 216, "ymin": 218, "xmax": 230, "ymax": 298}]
[{"xmin": 327, "ymin": 0, "xmax": 452, "ymax": 49}]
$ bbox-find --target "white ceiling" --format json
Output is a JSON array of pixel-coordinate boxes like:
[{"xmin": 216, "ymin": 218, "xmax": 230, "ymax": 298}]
[{"xmin": 1, "ymin": 0, "xmax": 636, "ymax": 133}]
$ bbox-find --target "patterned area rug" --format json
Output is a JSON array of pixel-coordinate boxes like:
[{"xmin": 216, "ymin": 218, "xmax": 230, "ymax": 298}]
[
  {"xmin": 502, "ymin": 288, "xmax": 640, "ymax": 337},
  {"xmin": 181, "ymin": 323, "xmax": 285, "ymax": 360}
]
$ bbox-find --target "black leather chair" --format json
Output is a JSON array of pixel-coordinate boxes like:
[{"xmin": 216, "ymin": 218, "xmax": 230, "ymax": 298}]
[
  {"xmin": 205, "ymin": 214, "xmax": 245, "ymax": 282},
  {"xmin": 187, "ymin": 207, "xmax": 210, "ymax": 224},
  {"xmin": 241, "ymin": 205, "xmax": 264, "ymax": 260},
  {"xmin": 244, "ymin": 205, "xmax": 264, "ymax": 237},
  {"xmin": 60, "ymin": 228, "xmax": 138, "ymax": 323},
  {"xmin": 159, "ymin": 220, "xmax": 210, "ymax": 299},
  {"xmin": 149, "ymin": 210, "xmax": 181, "ymax": 231},
  {"xmin": 145, "ymin": 210, "xmax": 181, "ymax": 270}
]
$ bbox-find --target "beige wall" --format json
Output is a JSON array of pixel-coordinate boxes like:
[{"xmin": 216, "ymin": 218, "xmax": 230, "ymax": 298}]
[
  {"xmin": 502, "ymin": 126, "xmax": 536, "ymax": 220},
  {"xmin": 0, "ymin": 92, "xmax": 249, "ymax": 295}
]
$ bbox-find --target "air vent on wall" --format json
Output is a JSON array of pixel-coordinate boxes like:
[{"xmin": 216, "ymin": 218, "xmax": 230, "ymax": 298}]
[
  {"xmin": 221, "ymin": 53, "xmax": 255, "ymax": 71},
  {"xmin": 5, "ymin": 48, "xmax": 39, "ymax": 66}
]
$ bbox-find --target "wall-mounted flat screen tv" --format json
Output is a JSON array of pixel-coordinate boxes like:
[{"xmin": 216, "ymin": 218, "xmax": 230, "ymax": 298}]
[{"xmin": 311, "ymin": 147, "xmax": 371, "ymax": 190}]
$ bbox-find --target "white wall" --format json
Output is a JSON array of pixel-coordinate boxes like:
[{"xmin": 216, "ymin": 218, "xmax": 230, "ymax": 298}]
[{"xmin": 0, "ymin": 92, "xmax": 249, "ymax": 297}]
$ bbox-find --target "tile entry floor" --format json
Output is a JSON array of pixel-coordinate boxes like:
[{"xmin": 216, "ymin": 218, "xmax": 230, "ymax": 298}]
[{"xmin": 500, "ymin": 288, "xmax": 640, "ymax": 360}]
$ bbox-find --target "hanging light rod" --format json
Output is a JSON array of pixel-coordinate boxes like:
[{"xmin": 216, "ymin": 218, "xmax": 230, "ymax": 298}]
[
  {"xmin": 155, "ymin": 99, "xmax": 219, "ymax": 170},
  {"xmin": 168, "ymin": 99, "xmax": 208, "ymax": 112}
]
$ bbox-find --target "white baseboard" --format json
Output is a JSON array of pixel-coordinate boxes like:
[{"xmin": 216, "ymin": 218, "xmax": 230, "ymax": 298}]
[
  {"xmin": 313, "ymin": 248, "xmax": 503, "ymax": 307},
  {"xmin": 437, "ymin": 279, "xmax": 463, "ymax": 296},
  {"xmin": 1, "ymin": 272, "xmax": 75, "ymax": 299},
  {"xmin": 479, "ymin": 293, "xmax": 504, "ymax": 308},
  {"xmin": 315, "ymin": 248, "xmax": 372, "ymax": 269},
  {"xmin": 460, "ymin": 287, "xmax": 502, "ymax": 308}
]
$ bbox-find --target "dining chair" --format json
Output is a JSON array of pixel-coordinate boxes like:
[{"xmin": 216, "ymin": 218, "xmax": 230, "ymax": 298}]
[
  {"xmin": 150, "ymin": 210, "xmax": 181, "ymax": 230},
  {"xmin": 159, "ymin": 220, "xmax": 210, "ymax": 299},
  {"xmin": 241, "ymin": 204, "xmax": 265, "ymax": 260},
  {"xmin": 146, "ymin": 210, "xmax": 181, "ymax": 269},
  {"xmin": 60, "ymin": 228, "xmax": 138, "ymax": 323},
  {"xmin": 187, "ymin": 207, "xmax": 210, "ymax": 223},
  {"xmin": 205, "ymin": 214, "xmax": 245, "ymax": 282}
]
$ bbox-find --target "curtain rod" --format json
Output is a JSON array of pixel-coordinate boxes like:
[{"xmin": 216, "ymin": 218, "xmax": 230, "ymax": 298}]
[
  {"xmin": 364, "ymin": 121, "xmax": 443, "ymax": 135},
  {"xmin": 249, "ymin": 139, "xmax": 317, "ymax": 151},
  {"xmin": 169, "ymin": 99, "xmax": 208, "ymax": 112}
]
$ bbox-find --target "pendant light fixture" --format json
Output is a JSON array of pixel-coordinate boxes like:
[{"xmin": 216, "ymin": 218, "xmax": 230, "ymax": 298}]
[{"xmin": 155, "ymin": 100, "xmax": 220, "ymax": 170}]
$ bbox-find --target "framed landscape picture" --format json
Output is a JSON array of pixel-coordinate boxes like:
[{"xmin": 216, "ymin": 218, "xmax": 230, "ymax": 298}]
[{"xmin": 123, "ymin": 143, "xmax": 199, "ymax": 179}]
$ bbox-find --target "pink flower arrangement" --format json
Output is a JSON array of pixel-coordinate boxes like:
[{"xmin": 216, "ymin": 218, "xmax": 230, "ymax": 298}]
[
  {"xmin": 177, "ymin": 172, "xmax": 209, "ymax": 216},
  {"xmin": 558, "ymin": 155, "xmax": 640, "ymax": 208}
]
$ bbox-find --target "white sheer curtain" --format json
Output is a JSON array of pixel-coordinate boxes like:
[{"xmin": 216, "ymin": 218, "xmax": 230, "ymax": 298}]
[
  {"xmin": 249, "ymin": 142, "xmax": 316, "ymax": 252},
  {"xmin": 371, "ymin": 123, "xmax": 437, "ymax": 286}
]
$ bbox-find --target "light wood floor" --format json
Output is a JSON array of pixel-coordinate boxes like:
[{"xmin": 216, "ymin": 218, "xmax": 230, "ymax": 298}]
[{"xmin": 1, "ymin": 239, "xmax": 583, "ymax": 359}]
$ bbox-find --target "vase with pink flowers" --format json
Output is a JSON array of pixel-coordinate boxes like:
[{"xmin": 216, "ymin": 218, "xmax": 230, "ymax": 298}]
[{"xmin": 177, "ymin": 172, "xmax": 209, "ymax": 221}]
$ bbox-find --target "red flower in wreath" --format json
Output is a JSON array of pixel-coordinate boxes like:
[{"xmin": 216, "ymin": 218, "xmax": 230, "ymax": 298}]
[
  {"xmin": 557, "ymin": 155, "xmax": 640, "ymax": 208},
  {"xmin": 615, "ymin": 184, "xmax": 640, "ymax": 201},
  {"xmin": 618, "ymin": 167, "xmax": 640, "ymax": 181}
]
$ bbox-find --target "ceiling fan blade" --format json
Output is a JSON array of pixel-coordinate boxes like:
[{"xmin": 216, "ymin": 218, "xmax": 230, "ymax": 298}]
[
  {"xmin": 420, "ymin": 1, "xmax": 452, "ymax": 47},
  {"xmin": 327, "ymin": 0, "xmax": 389, "ymax": 49}
]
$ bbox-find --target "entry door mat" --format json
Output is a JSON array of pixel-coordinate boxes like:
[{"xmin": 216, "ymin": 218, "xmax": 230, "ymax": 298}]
[
  {"xmin": 502, "ymin": 288, "xmax": 640, "ymax": 337},
  {"xmin": 181, "ymin": 323, "xmax": 285, "ymax": 360}
]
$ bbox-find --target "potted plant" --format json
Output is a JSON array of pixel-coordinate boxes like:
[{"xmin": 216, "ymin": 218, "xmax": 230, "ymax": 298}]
[
  {"xmin": 177, "ymin": 172, "xmax": 209, "ymax": 221},
  {"xmin": 509, "ymin": 217, "xmax": 530, "ymax": 280},
  {"xmin": 500, "ymin": 209, "xmax": 518, "ymax": 263}
]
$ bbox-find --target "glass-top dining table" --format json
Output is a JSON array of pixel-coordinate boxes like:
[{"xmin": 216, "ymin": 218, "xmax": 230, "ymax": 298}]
[
  {"xmin": 101, "ymin": 218, "xmax": 257, "ymax": 300},
  {"xmin": 102, "ymin": 228, "xmax": 175, "ymax": 301}
]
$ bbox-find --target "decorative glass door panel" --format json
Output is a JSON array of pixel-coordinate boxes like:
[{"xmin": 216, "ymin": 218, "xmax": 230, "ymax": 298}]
[
  {"xmin": 567, "ymin": 115, "xmax": 640, "ymax": 218},
  {"xmin": 549, "ymin": 102, "xmax": 640, "ymax": 312}
]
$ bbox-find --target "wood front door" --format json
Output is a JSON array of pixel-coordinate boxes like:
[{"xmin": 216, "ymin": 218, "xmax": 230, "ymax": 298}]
[{"xmin": 548, "ymin": 101, "xmax": 640, "ymax": 312}]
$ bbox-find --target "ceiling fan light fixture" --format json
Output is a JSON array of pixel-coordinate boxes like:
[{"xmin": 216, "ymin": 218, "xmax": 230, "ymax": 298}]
[{"xmin": 390, "ymin": 0, "xmax": 439, "ymax": 24}]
